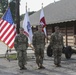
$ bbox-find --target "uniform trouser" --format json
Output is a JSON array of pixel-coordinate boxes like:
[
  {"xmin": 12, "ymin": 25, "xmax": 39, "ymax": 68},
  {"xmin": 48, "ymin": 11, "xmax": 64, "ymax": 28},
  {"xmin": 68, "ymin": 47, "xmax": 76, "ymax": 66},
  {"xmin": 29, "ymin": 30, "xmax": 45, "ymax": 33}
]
[
  {"xmin": 35, "ymin": 48, "xmax": 44, "ymax": 66},
  {"xmin": 53, "ymin": 48, "xmax": 62, "ymax": 65},
  {"xmin": 17, "ymin": 50, "xmax": 27, "ymax": 68}
]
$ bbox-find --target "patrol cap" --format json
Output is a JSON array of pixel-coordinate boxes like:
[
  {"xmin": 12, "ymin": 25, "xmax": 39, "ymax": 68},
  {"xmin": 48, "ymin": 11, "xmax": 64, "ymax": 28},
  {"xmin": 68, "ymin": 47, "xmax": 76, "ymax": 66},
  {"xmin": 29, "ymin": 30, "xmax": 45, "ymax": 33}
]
[
  {"xmin": 55, "ymin": 26, "xmax": 59, "ymax": 29},
  {"xmin": 19, "ymin": 27, "xmax": 24, "ymax": 31}
]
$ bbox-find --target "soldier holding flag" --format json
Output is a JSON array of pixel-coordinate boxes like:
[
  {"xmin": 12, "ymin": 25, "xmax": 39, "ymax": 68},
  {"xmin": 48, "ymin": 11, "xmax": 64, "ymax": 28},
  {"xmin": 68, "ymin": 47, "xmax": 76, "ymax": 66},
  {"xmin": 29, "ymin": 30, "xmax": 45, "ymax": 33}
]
[
  {"xmin": 14, "ymin": 27, "xmax": 28, "ymax": 70},
  {"xmin": 32, "ymin": 25, "xmax": 45, "ymax": 69}
]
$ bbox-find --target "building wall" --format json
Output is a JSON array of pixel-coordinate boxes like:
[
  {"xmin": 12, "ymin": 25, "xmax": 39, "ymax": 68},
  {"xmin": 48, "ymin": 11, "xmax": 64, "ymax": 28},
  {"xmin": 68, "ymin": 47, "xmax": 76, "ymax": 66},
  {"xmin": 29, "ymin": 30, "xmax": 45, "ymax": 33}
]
[
  {"xmin": 46, "ymin": 22, "xmax": 75, "ymax": 47},
  {"xmin": 60, "ymin": 26, "xmax": 74, "ymax": 46},
  {"xmin": 32, "ymin": 21, "xmax": 76, "ymax": 47}
]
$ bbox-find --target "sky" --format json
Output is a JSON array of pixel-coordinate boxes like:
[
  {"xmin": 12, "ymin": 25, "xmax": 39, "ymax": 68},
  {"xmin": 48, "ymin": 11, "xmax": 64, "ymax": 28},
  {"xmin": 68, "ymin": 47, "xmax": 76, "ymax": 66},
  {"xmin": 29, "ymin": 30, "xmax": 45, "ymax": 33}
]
[{"xmin": 20, "ymin": 0, "xmax": 60, "ymax": 15}]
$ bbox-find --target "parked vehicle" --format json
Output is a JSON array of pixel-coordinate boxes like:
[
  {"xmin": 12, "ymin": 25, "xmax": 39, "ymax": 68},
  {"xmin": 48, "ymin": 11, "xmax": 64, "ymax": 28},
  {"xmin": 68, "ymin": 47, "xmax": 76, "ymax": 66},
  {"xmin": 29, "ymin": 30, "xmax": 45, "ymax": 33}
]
[{"xmin": 47, "ymin": 45, "xmax": 76, "ymax": 59}]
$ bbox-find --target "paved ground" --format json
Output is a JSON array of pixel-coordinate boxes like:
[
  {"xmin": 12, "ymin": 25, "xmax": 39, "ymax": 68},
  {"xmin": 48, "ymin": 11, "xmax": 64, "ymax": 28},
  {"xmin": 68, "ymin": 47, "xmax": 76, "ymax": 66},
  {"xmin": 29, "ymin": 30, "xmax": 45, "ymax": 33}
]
[
  {"xmin": 0, "ymin": 41, "xmax": 76, "ymax": 75},
  {"xmin": 0, "ymin": 53, "xmax": 76, "ymax": 75}
]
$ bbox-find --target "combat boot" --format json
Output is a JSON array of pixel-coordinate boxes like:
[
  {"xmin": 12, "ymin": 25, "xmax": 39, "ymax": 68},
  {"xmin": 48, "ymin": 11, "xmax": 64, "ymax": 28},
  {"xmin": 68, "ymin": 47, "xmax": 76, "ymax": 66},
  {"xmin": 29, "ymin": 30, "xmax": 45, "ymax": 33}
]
[
  {"xmin": 20, "ymin": 66, "xmax": 27, "ymax": 70},
  {"xmin": 56, "ymin": 64, "xmax": 61, "ymax": 67},
  {"xmin": 23, "ymin": 66, "xmax": 27, "ymax": 70},
  {"xmin": 38, "ymin": 64, "xmax": 45, "ymax": 69}
]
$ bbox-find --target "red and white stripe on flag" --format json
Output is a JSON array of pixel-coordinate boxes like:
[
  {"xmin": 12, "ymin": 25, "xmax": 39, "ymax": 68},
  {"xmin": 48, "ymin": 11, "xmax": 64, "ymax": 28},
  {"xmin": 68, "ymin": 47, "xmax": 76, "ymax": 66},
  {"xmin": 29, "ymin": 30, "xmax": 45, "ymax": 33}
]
[
  {"xmin": 0, "ymin": 19, "xmax": 16, "ymax": 48},
  {"xmin": 40, "ymin": 8, "xmax": 47, "ymax": 36}
]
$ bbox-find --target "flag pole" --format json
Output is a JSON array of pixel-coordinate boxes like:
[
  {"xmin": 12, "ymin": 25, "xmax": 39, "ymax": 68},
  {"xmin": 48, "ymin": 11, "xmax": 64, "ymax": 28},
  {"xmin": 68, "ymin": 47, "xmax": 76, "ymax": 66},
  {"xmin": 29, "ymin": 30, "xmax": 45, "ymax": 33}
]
[
  {"xmin": 5, "ymin": 0, "xmax": 11, "ymax": 61},
  {"xmin": 26, "ymin": 2, "xmax": 27, "ymax": 13},
  {"xmin": 25, "ymin": 2, "xmax": 34, "ymax": 51},
  {"xmin": 42, "ymin": 3, "xmax": 43, "ymax": 9},
  {"xmin": 7, "ymin": 0, "xmax": 11, "ymax": 49},
  {"xmin": 41, "ymin": 3, "xmax": 48, "ymax": 43}
]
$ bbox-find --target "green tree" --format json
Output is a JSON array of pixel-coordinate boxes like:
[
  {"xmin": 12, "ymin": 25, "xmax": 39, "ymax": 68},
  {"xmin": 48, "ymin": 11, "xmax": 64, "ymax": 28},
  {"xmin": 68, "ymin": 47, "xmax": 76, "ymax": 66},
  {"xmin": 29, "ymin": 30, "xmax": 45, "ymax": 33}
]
[
  {"xmin": 0, "ymin": 0, "xmax": 8, "ymax": 14},
  {"xmin": 0, "ymin": 0, "xmax": 17, "ymax": 22},
  {"xmin": 9, "ymin": 0, "xmax": 16, "ymax": 22}
]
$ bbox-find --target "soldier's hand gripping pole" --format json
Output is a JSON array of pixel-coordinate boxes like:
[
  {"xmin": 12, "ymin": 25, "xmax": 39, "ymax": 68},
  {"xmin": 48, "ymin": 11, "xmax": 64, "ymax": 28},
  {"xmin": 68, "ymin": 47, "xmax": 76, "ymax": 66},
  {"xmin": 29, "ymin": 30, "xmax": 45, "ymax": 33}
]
[{"xmin": 28, "ymin": 44, "xmax": 35, "ymax": 51}]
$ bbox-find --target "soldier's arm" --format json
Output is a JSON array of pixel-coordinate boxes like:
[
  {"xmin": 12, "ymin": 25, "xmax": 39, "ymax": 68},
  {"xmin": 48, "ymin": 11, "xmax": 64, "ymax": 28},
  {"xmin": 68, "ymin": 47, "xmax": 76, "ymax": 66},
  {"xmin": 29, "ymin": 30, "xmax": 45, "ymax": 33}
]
[
  {"xmin": 26, "ymin": 36, "xmax": 28, "ymax": 49},
  {"xmin": 14, "ymin": 36, "xmax": 18, "ymax": 51},
  {"xmin": 32, "ymin": 33, "xmax": 36, "ymax": 47},
  {"xmin": 29, "ymin": 44, "xmax": 35, "ymax": 51},
  {"xmin": 43, "ymin": 33, "xmax": 48, "ymax": 44}
]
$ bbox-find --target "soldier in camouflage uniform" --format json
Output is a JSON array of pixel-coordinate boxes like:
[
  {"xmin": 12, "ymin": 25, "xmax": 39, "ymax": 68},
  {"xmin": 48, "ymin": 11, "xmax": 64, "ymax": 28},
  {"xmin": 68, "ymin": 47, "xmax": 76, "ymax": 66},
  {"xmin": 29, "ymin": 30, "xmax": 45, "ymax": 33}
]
[
  {"xmin": 50, "ymin": 26, "xmax": 64, "ymax": 67},
  {"xmin": 32, "ymin": 25, "xmax": 45, "ymax": 69},
  {"xmin": 14, "ymin": 27, "xmax": 28, "ymax": 70}
]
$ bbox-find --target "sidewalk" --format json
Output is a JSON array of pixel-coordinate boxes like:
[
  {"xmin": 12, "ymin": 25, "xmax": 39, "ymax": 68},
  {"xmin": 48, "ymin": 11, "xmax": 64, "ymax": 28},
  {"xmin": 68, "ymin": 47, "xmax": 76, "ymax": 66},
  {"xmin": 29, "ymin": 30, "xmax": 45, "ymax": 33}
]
[
  {"xmin": 0, "ymin": 41, "xmax": 49, "ymax": 54},
  {"xmin": 0, "ymin": 53, "xmax": 76, "ymax": 75}
]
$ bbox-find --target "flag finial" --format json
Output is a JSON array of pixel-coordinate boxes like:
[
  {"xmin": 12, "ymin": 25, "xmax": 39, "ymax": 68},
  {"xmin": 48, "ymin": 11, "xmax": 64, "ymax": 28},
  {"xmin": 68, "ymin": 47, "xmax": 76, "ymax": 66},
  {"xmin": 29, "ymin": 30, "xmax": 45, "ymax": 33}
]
[
  {"xmin": 8, "ymin": 0, "xmax": 10, "ymax": 7},
  {"xmin": 54, "ymin": 0, "xmax": 55, "ymax": 3},
  {"xmin": 42, "ymin": 3, "xmax": 43, "ymax": 8}
]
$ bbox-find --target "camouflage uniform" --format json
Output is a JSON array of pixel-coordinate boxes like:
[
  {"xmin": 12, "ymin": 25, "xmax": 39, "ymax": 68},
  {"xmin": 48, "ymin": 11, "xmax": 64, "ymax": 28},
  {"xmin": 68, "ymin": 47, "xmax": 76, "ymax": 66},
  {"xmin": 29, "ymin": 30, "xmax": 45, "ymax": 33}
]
[
  {"xmin": 32, "ymin": 31, "xmax": 45, "ymax": 68},
  {"xmin": 14, "ymin": 29, "xmax": 28, "ymax": 69},
  {"xmin": 50, "ymin": 32, "xmax": 63, "ymax": 66}
]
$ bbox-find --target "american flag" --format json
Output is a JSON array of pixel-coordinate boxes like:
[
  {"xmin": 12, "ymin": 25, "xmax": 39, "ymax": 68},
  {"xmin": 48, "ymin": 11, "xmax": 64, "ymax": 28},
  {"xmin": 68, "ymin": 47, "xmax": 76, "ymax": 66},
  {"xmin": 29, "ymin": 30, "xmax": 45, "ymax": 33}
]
[{"xmin": 0, "ymin": 7, "xmax": 16, "ymax": 48}]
